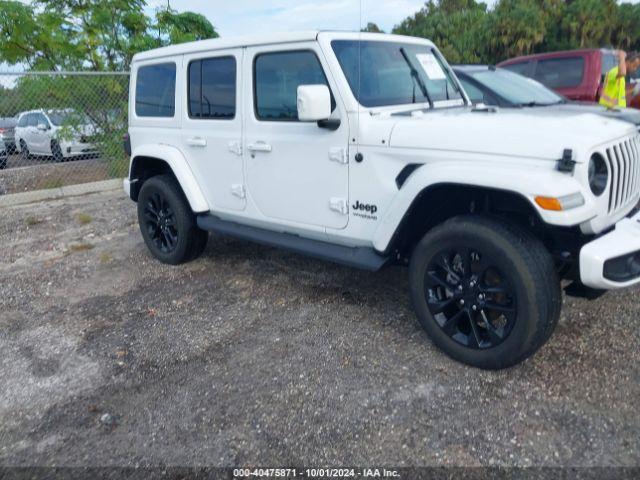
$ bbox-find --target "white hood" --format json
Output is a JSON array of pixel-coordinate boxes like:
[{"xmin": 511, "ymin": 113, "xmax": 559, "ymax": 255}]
[{"xmin": 388, "ymin": 107, "xmax": 636, "ymax": 162}]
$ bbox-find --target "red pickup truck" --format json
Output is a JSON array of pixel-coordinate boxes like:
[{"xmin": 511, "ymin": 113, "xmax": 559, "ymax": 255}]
[{"xmin": 497, "ymin": 49, "xmax": 640, "ymax": 109}]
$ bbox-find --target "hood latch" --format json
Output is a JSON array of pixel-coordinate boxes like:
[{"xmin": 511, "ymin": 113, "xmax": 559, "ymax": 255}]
[{"xmin": 557, "ymin": 149, "xmax": 576, "ymax": 173}]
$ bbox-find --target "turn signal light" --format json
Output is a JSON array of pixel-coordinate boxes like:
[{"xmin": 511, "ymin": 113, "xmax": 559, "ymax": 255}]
[
  {"xmin": 535, "ymin": 193, "xmax": 585, "ymax": 211},
  {"xmin": 535, "ymin": 196, "xmax": 563, "ymax": 211}
]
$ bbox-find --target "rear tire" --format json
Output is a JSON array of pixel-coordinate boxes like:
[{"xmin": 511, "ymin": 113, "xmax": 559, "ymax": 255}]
[
  {"xmin": 409, "ymin": 215, "xmax": 561, "ymax": 370},
  {"xmin": 19, "ymin": 140, "xmax": 29, "ymax": 161},
  {"xmin": 137, "ymin": 175, "xmax": 208, "ymax": 265}
]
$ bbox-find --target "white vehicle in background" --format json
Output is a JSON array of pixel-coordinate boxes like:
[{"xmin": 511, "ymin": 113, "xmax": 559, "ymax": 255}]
[
  {"xmin": 14, "ymin": 109, "xmax": 97, "ymax": 162},
  {"xmin": 125, "ymin": 31, "xmax": 640, "ymax": 369},
  {"xmin": 0, "ymin": 138, "xmax": 6, "ymax": 169}
]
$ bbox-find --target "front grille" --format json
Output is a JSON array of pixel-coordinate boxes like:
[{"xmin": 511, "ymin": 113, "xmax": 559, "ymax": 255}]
[{"xmin": 604, "ymin": 135, "xmax": 640, "ymax": 213}]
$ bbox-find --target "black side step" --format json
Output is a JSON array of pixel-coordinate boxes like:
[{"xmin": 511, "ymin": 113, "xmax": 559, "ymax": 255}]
[{"xmin": 197, "ymin": 214, "xmax": 389, "ymax": 271}]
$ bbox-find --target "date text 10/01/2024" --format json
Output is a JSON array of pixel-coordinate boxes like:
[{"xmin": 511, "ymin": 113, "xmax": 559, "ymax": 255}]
[{"xmin": 232, "ymin": 468, "xmax": 400, "ymax": 478}]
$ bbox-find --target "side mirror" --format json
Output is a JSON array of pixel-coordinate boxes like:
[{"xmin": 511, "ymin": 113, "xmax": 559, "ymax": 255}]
[
  {"xmin": 37, "ymin": 123, "xmax": 48, "ymax": 131},
  {"xmin": 297, "ymin": 84, "xmax": 331, "ymax": 122}
]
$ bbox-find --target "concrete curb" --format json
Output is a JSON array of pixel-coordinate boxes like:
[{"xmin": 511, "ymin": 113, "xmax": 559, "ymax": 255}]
[{"xmin": 0, "ymin": 179, "xmax": 123, "ymax": 207}]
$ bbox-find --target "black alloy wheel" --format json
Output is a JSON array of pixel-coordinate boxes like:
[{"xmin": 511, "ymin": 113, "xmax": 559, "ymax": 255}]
[
  {"xmin": 424, "ymin": 246, "xmax": 517, "ymax": 349},
  {"xmin": 136, "ymin": 174, "xmax": 208, "ymax": 264},
  {"xmin": 143, "ymin": 191, "xmax": 179, "ymax": 254},
  {"xmin": 409, "ymin": 215, "xmax": 561, "ymax": 369}
]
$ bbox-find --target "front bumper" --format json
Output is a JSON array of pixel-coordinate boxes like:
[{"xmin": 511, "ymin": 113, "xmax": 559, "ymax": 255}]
[
  {"xmin": 580, "ymin": 208, "xmax": 640, "ymax": 289},
  {"xmin": 61, "ymin": 141, "xmax": 98, "ymax": 157}
]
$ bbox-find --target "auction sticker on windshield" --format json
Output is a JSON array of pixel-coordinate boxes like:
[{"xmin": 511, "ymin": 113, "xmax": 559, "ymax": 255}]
[{"xmin": 415, "ymin": 53, "xmax": 446, "ymax": 80}]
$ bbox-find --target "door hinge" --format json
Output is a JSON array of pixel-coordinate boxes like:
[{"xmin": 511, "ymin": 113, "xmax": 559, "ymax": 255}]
[
  {"xmin": 228, "ymin": 140, "xmax": 243, "ymax": 156},
  {"xmin": 329, "ymin": 197, "xmax": 348, "ymax": 215},
  {"xmin": 231, "ymin": 184, "xmax": 245, "ymax": 199},
  {"xmin": 329, "ymin": 147, "xmax": 348, "ymax": 164}
]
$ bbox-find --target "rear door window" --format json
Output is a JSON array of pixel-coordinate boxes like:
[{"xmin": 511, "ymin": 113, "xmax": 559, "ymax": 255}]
[
  {"xmin": 135, "ymin": 63, "xmax": 177, "ymax": 117},
  {"xmin": 188, "ymin": 56, "xmax": 236, "ymax": 119},
  {"xmin": 533, "ymin": 57, "xmax": 585, "ymax": 88}
]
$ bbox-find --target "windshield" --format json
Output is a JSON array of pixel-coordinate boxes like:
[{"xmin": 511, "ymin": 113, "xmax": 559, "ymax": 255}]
[
  {"xmin": 331, "ymin": 40, "xmax": 464, "ymax": 108},
  {"xmin": 469, "ymin": 69, "xmax": 563, "ymax": 106}
]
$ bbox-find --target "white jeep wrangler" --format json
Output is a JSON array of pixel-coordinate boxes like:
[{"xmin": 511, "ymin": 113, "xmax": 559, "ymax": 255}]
[{"xmin": 125, "ymin": 32, "xmax": 640, "ymax": 369}]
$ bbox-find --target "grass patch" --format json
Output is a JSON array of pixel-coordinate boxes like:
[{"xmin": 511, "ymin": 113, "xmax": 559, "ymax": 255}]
[
  {"xmin": 41, "ymin": 178, "xmax": 65, "ymax": 190},
  {"xmin": 77, "ymin": 213, "xmax": 93, "ymax": 225},
  {"xmin": 69, "ymin": 242, "xmax": 95, "ymax": 253},
  {"xmin": 25, "ymin": 215, "xmax": 43, "ymax": 226},
  {"xmin": 99, "ymin": 252, "xmax": 113, "ymax": 264}
]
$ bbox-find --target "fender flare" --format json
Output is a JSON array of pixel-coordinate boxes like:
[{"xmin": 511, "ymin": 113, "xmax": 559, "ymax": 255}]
[
  {"xmin": 130, "ymin": 144, "xmax": 209, "ymax": 213},
  {"xmin": 372, "ymin": 161, "xmax": 594, "ymax": 252}
]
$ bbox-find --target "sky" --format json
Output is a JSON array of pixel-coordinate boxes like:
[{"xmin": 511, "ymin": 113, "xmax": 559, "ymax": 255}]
[
  {"xmin": 144, "ymin": 0, "xmax": 429, "ymax": 36},
  {"xmin": 144, "ymin": 0, "xmax": 639, "ymax": 37}
]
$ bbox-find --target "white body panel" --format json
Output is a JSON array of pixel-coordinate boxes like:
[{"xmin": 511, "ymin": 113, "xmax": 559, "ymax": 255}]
[
  {"xmin": 127, "ymin": 31, "xmax": 640, "ymax": 290},
  {"xmin": 180, "ymin": 48, "xmax": 246, "ymax": 212},
  {"xmin": 242, "ymin": 42, "xmax": 350, "ymax": 230}
]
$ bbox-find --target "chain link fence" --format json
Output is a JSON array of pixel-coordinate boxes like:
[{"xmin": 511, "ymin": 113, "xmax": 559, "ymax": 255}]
[{"xmin": 0, "ymin": 71, "xmax": 130, "ymax": 195}]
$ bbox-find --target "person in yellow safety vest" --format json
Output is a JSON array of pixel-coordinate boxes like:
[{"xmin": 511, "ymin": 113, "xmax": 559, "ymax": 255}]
[{"xmin": 599, "ymin": 50, "xmax": 640, "ymax": 109}]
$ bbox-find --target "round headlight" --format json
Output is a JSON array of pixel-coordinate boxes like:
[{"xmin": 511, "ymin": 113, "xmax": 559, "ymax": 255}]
[{"xmin": 588, "ymin": 153, "xmax": 608, "ymax": 196}]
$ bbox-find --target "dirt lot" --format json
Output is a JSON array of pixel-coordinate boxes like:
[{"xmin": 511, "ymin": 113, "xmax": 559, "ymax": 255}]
[{"xmin": 0, "ymin": 189, "xmax": 639, "ymax": 469}]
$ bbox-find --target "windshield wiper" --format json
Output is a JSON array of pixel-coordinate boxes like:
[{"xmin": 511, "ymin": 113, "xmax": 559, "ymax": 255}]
[
  {"xmin": 399, "ymin": 47, "xmax": 433, "ymax": 109},
  {"xmin": 517, "ymin": 101, "xmax": 560, "ymax": 107}
]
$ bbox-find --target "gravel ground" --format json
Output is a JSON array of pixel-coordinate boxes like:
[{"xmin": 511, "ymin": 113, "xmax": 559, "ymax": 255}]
[
  {"xmin": 0, "ymin": 154, "xmax": 115, "ymax": 194},
  {"xmin": 0, "ymin": 189, "xmax": 638, "ymax": 469}
]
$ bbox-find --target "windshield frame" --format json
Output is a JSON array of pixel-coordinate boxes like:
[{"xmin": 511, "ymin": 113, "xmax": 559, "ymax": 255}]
[{"xmin": 329, "ymin": 38, "xmax": 469, "ymax": 111}]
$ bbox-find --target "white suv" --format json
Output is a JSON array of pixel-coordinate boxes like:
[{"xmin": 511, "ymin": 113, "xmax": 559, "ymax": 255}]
[
  {"xmin": 15, "ymin": 109, "xmax": 96, "ymax": 162},
  {"xmin": 125, "ymin": 32, "xmax": 640, "ymax": 369}
]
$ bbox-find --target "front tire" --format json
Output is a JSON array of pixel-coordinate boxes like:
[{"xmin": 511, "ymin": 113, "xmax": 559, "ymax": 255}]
[
  {"xmin": 409, "ymin": 215, "xmax": 561, "ymax": 370},
  {"xmin": 51, "ymin": 141, "xmax": 64, "ymax": 163},
  {"xmin": 137, "ymin": 175, "xmax": 208, "ymax": 265}
]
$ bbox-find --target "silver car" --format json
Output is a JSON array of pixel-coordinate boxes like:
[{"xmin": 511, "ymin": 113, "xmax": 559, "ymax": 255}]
[
  {"xmin": 0, "ymin": 117, "xmax": 16, "ymax": 153},
  {"xmin": 454, "ymin": 65, "xmax": 640, "ymax": 128}
]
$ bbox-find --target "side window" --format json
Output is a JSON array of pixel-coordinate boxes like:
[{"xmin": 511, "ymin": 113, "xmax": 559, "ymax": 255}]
[
  {"xmin": 135, "ymin": 63, "xmax": 176, "ymax": 117},
  {"xmin": 28, "ymin": 114, "xmax": 38, "ymax": 127},
  {"xmin": 17, "ymin": 115, "xmax": 27, "ymax": 127},
  {"xmin": 37, "ymin": 113, "xmax": 49, "ymax": 127},
  {"xmin": 254, "ymin": 50, "xmax": 334, "ymax": 121},
  {"xmin": 533, "ymin": 57, "xmax": 585, "ymax": 89},
  {"xmin": 188, "ymin": 56, "xmax": 236, "ymax": 119},
  {"xmin": 502, "ymin": 61, "xmax": 532, "ymax": 78}
]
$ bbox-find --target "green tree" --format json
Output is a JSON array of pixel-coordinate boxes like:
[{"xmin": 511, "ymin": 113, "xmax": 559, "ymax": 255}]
[
  {"xmin": 361, "ymin": 22, "xmax": 384, "ymax": 33},
  {"xmin": 393, "ymin": 0, "xmax": 491, "ymax": 64},
  {"xmin": 562, "ymin": 0, "xmax": 617, "ymax": 49},
  {"xmin": 611, "ymin": 2, "xmax": 640, "ymax": 51},
  {"xmin": 0, "ymin": 0, "xmax": 218, "ymax": 71},
  {"xmin": 487, "ymin": 0, "xmax": 546, "ymax": 59}
]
